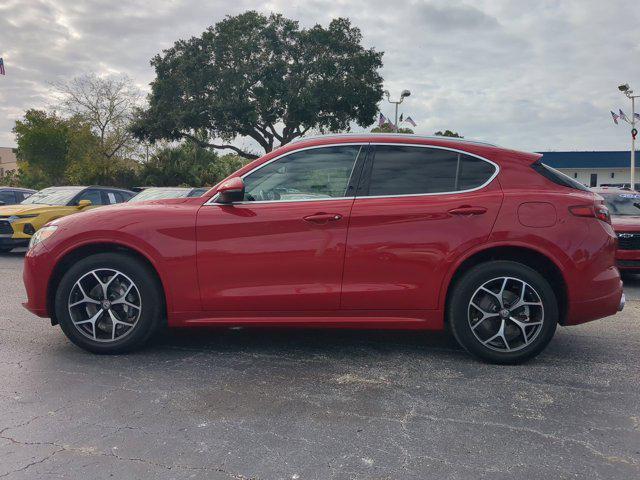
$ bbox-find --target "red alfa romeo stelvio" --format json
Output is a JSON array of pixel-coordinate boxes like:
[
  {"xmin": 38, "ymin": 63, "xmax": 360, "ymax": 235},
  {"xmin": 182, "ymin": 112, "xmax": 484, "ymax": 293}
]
[{"xmin": 22, "ymin": 134, "xmax": 625, "ymax": 363}]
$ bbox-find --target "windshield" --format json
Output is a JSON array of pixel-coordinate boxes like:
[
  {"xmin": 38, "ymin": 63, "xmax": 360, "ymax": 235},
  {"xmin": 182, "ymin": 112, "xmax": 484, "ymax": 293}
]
[
  {"xmin": 601, "ymin": 193, "xmax": 640, "ymax": 216},
  {"xmin": 128, "ymin": 188, "xmax": 191, "ymax": 203},
  {"xmin": 21, "ymin": 187, "xmax": 83, "ymax": 206}
]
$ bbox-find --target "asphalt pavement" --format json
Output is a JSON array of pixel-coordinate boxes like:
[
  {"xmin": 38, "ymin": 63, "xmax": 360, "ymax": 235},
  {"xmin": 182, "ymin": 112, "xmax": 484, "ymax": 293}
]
[{"xmin": 0, "ymin": 249, "xmax": 639, "ymax": 479}]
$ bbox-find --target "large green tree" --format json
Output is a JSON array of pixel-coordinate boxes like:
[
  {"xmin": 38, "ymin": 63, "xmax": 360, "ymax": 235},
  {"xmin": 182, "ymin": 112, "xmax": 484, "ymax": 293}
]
[
  {"xmin": 13, "ymin": 110, "xmax": 72, "ymax": 185},
  {"xmin": 13, "ymin": 109, "xmax": 139, "ymax": 189},
  {"xmin": 131, "ymin": 11, "xmax": 384, "ymax": 159}
]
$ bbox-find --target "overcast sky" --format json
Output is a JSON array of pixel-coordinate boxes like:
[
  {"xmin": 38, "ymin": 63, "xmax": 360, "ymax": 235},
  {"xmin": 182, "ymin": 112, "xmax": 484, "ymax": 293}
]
[{"xmin": 1, "ymin": 0, "xmax": 639, "ymax": 152}]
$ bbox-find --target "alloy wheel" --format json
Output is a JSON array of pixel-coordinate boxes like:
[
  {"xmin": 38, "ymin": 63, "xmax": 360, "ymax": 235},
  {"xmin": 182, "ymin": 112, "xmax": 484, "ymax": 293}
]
[
  {"xmin": 67, "ymin": 268, "xmax": 142, "ymax": 342},
  {"xmin": 467, "ymin": 276, "xmax": 544, "ymax": 352}
]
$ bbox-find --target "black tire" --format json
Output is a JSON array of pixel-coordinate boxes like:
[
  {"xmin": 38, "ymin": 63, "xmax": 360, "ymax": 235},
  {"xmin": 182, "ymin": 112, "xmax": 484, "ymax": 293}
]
[
  {"xmin": 448, "ymin": 260, "xmax": 558, "ymax": 364},
  {"xmin": 55, "ymin": 252, "xmax": 163, "ymax": 354}
]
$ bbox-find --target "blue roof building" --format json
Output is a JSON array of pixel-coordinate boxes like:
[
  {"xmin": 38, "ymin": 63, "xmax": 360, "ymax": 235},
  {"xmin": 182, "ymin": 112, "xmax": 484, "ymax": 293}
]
[
  {"xmin": 536, "ymin": 151, "xmax": 638, "ymax": 189},
  {"xmin": 538, "ymin": 151, "xmax": 633, "ymax": 169}
]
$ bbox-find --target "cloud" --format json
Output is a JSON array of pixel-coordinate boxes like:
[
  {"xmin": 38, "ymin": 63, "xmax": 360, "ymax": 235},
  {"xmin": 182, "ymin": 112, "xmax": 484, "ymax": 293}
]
[{"xmin": 0, "ymin": 0, "xmax": 639, "ymax": 152}]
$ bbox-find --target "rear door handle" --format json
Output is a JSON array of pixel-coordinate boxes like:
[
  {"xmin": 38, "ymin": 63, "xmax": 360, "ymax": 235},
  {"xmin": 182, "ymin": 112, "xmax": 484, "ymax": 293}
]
[
  {"xmin": 448, "ymin": 206, "xmax": 487, "ymax": 216},
  {"xmin": 303, "ymin": 213, "xmax": 343, "ymax": 224}
]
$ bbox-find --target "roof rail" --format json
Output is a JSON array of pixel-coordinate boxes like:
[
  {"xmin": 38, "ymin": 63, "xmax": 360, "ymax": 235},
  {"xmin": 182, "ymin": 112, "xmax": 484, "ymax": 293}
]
[{"xmin": 290, "ymin": 132, "xmax": 498, "ymax": 147}]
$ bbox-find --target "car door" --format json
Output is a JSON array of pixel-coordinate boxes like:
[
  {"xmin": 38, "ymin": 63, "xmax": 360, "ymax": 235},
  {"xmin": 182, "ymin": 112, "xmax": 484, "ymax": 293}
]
[
  {"xmin": 196, "ymin": 144, "xmax": 366, "ymax": 312},
  {"xmin": 341, "ymin": 144, "xmax": 503, "ymax": 310}
]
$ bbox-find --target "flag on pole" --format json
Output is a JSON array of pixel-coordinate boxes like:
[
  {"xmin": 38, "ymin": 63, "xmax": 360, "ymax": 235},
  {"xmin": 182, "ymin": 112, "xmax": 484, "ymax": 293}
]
[
  {"xmin": 378, "ymin": 113, "xmax": 388, "ymax": 127},
  {"xmin": 399, "ymin": 113, "xmax": 404, "ymax": 122},
  {"xmin": 611, "ymin": 111, "xmax": 619, "ymax": 124},
  {"xmin": 405, "ymin": 116, "xmax": 417, "ymax": 127},
  {"xmin": 619, "ymin": 109, "xmax": 628, "ymax": 122},
  {"xmin": 0, "ymin": 58, "xmax": 5, "ymax": 76}
]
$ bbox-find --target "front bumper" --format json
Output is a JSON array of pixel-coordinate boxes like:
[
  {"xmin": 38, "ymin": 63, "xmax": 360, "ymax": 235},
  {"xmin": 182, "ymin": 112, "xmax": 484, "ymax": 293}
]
[
  {"xmin": 22, "ymin": 244, "xmax": 55, "ymax": 318},
  {"xmin": 0, "ymin": 235, "xmax": 29, "ymax": 250}
]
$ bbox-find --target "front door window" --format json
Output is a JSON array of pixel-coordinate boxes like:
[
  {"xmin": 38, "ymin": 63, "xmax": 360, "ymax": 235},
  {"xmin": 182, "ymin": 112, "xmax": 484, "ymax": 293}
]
[{"xmin": 243, "ymin": 145, "xmax": 362, "ymax": 202}]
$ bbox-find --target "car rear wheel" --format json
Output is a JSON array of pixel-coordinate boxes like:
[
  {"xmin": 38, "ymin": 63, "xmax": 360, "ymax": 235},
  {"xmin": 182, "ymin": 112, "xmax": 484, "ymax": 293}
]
[
  {"xmin": 448, "ymin": 261, "xmax": 558, "ymax": 364},
  {"xmin": 55, "ymin": 252, "xmax": 162, "ymax": 354}
]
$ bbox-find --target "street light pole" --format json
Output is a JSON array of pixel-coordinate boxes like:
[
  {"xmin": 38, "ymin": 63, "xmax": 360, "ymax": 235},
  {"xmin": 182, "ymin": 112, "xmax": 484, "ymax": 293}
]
[
  {"xmin": 383, "ymin": 89, "xmax": 411, "ymax": 131},
  {"xmin": 618, "ymin": 83, "xmax": 639, "ymax": 190}
]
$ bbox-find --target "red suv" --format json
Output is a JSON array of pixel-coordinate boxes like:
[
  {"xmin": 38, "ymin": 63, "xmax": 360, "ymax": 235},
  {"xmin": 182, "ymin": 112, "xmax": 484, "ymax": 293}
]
[
  {"xmin": 22, "ymin": 135, "xmax": 624, "ymax": 363},
  {"xmin": 592, "ymin": 187, "xmax": 640, "ymax": 272}
]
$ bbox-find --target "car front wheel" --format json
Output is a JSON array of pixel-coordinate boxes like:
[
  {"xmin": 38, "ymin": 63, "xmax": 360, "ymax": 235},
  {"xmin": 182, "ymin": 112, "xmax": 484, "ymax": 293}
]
[
  {"xmin": 55, "ymin": 252, "xmax": 162, "ymax": 354},
  {"xmin": 448, "ymin": 261, "xmax": 558, "ymax": 364}
]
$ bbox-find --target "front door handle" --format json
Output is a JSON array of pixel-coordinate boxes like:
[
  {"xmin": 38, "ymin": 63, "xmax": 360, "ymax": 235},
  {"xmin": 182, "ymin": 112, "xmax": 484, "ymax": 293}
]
[
  {"xmin": 303, "ymin": 213, "xmax": 343, "ymax": 224},
  {"xmin": 448, "ymin": 206, "xmax": 487, "ymax": 216}
]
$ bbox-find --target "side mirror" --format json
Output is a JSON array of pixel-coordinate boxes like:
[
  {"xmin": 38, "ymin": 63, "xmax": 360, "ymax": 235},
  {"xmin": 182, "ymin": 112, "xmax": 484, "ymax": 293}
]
[
  {"xmin": 216, "ymin": 177, "xmax": 245, "ymax": 204},
  {"xmin": 77, "ymin": 199, "xmax": 93, "ymax": 208}
]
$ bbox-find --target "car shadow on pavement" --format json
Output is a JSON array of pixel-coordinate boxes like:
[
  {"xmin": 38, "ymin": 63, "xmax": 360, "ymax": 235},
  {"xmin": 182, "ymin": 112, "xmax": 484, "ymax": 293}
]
[{"xmin": 148, "ymin": 326, "xmax": 464, "ymax": 360}]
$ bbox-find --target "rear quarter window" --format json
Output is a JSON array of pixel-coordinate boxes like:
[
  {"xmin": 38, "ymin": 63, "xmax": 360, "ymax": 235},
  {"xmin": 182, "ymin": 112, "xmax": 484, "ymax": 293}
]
[{"xmin": 532, "ymin": 160, "xmax": 590, "ymax": 192}]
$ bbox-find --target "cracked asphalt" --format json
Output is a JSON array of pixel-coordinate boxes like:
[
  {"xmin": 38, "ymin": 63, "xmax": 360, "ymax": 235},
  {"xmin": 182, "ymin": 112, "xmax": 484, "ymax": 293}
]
[{"xmin": 0, "ymin": 250, "xmax": 639, "ymax": 479}]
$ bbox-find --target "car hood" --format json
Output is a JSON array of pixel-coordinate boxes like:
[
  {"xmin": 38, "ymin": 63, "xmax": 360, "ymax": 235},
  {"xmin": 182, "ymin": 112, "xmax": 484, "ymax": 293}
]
[
  {"xmin": 611, "ymin": 216, "xmax": 640, "ymax": 232},
  {"xmin": 50, "ymin": 197, "xmax": 193, "ymax": 228},
  {"xmin": 0, "ymin": 204, "xmax": 61, "ymax": 217}
]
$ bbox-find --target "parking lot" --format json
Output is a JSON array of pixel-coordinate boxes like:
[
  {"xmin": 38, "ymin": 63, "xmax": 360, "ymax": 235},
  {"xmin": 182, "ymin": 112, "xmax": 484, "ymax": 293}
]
[{"xmin": 0, "ymin": 251, "xmax": 638, "ymax": 479}]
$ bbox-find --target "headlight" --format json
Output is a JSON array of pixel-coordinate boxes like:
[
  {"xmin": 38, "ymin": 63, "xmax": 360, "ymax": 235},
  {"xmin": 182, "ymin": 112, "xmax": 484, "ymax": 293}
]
[
  {"xmin": 7, "ymin": 214, "xmax": 38, "ymax": 223},
  {"xmin": 28, "ymin": 225, "xmax": 58, "ymax": 250}
]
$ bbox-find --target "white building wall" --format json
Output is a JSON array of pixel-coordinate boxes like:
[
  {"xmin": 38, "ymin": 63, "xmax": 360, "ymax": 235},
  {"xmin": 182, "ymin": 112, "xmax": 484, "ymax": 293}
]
[{"xmin": 556, "ymin": 167, "xmax": 638, "ymax": 188}]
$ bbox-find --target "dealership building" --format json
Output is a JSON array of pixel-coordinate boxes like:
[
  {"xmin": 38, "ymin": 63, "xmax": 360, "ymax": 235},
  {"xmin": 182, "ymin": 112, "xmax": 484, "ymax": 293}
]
[
  {"xmin": 539, "ymin": 151, "xmax": 638, "ymax": 189},
  {"xmin": 0, "ymin": 147, "xmax": 18, "ymax": 177}
]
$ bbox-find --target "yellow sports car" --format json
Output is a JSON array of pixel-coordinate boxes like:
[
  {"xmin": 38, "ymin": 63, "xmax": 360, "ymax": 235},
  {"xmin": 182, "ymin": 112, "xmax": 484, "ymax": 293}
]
[{"xmin": 0, "ymin": 186, "xmax": 134, "ymax": 253}]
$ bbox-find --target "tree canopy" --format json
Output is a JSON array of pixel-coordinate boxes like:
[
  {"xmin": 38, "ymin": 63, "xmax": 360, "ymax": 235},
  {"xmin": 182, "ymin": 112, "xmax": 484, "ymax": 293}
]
[
  {"xmin": 13, "ymin": 110, "xmax": 73, "ymax": 185},
  {"xmin": 137, "ymin": 139, "xmax": 248, "ymax": 187},
  {"xmin": 131, "ymin": 11, "xmax": 384, "ymax": 159},
  {"xmin": 54, "ymin": 74, "xmax": 142, "ymax": 163},
  {"xmin": 434, "ymin": 130, "xmax": 463, "ymax": 138},
  {"xmin": 371, "ymin": 124, "xmax": 414, "ymax": 134}
]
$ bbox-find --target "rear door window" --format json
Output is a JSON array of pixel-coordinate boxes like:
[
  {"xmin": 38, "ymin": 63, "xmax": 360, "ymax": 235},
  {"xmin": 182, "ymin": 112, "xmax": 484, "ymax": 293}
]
[{"xmin": 362, "ymin": 145, "xmax": 496, "ymax": 196}]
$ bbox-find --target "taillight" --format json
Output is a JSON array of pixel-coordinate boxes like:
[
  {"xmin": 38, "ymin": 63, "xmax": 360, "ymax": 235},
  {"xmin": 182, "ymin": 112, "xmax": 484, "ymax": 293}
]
[
  {"xmin": 569, "ymin": 204, "xmax": 612, "ymax": 224},
  {"xmin": 594, "ymin": 205, "xmax": 611, "ymax": 224}
]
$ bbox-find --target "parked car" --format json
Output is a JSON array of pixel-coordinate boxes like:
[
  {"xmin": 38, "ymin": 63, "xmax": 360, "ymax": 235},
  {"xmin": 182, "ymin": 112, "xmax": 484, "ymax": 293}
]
[
  {"xmin": 592, "ymin": 187, "xmax": 640, "ymax": 272},
  {"xmin": 0, "ymin": 187, "xmax": 36, "ymax": 206},
  {"xmin": 0, "ymin": 186, "xmax": 134, "ymax": 253},
  {"xmin": 599, "ymin": 182, "xmax": 640, "ymax": 191},
  {"xmin": 22, "ymin": 134, "xmax": 624, "ymax": 363},
  {"xmin": 128, "ymin": 187, "xmax": 208, "ymax": 202}
]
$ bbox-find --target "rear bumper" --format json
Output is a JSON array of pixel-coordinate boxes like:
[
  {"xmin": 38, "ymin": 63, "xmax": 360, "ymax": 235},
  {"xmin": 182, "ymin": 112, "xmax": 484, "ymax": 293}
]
[
  {"xmin": 565, "ymin": 279, "xmax": 624, "ymax": 325},
  {"xmin": 616, "ymin": 250, "xmax": 640, "ymax": 270}
]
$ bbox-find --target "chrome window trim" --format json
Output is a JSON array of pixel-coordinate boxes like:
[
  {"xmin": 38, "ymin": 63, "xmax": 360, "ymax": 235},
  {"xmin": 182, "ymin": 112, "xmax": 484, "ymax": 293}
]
[{"xmin": 205, "ymin": 142, "xmax": 499, "ymax": 206}]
